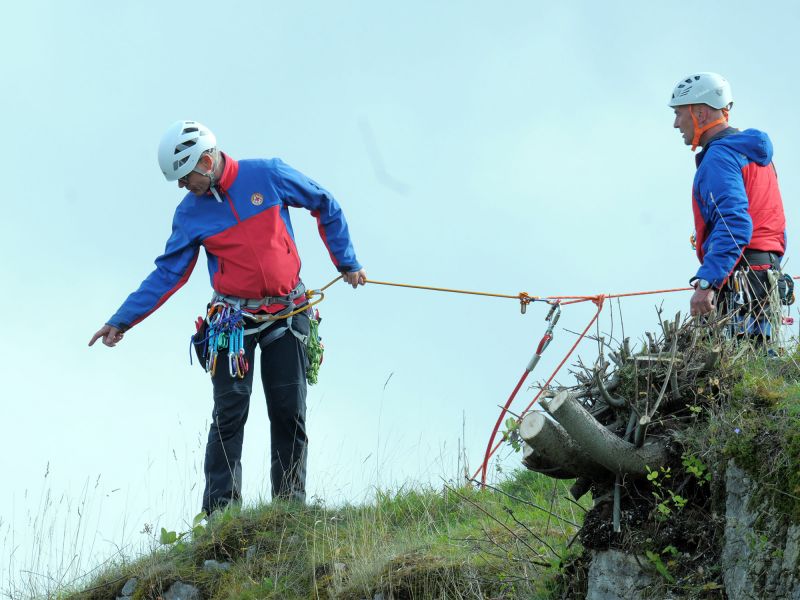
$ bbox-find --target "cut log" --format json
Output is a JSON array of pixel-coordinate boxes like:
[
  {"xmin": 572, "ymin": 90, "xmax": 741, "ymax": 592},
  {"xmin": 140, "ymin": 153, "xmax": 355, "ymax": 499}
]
[
  {"xmin": 542, "ymin": 391, "xmax": 668, "ymax": 476},
  {"xmin": 520, "ymin": 411, "xmax": 609, "ymax": 480},
  {"xmin": 522, "ymin": 444, "xmax": 577, "ymax": 479}
]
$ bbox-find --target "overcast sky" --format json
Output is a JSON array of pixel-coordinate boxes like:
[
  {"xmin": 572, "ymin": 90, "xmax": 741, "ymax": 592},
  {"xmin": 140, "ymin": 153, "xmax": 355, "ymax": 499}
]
[{"xmin": 2, "ymin": 1, "xmax": 799, "ymax": 593}]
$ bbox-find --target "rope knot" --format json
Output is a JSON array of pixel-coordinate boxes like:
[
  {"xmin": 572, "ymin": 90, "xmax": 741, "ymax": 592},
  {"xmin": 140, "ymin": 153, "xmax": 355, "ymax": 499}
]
[{"xmin": 592, "ymin": 294, "xmax": 606, "ymax": 308}]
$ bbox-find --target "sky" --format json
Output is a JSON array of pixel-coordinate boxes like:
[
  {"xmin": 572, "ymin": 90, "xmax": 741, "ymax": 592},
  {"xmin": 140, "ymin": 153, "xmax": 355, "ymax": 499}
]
[{"xmin": 2, "ymin": 0, "xmax": 800, "ymax": 594}]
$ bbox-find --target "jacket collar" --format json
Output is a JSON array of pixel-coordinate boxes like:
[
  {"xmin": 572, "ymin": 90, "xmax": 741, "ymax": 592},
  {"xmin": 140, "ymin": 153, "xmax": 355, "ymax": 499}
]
[
  {"xmin": 217, "ymin": 152, "xmax": 239, "ymax": 191},
  {"xmin": 696, "ymin": 127, "xmax": 739, "ymax": 167}
]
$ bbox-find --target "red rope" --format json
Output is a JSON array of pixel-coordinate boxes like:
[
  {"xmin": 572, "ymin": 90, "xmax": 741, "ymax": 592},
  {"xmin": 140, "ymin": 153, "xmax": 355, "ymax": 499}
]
[
  {"xmin": 550, "ymin": 286, "xmax": 692, "ymax": 305},
  {"xmin": 478, "ymin": 371, "xmax": 532, "ymax": 485},
  {"xmin": 362, "ymin": 278, "xmax": 696, "ymax": 486},
  {"xmin": 474, "ymin": 295, "xmax": 606, "ymax": 485}
]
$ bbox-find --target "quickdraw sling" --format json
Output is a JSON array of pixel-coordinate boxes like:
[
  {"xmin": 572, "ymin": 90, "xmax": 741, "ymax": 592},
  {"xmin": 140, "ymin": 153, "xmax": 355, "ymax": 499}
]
[{"xmin": 190, "ymin": 302, "xmax": 249, "ymax": 379}]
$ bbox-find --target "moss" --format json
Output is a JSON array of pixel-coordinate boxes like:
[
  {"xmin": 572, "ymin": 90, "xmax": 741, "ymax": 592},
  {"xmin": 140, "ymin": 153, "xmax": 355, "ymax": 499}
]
[
  {"xmin": 675, "ymin": 347, "xmax": 800, "ymax": 526},
  {"xmin": 720, "ymin": 357, "xmax": 800, "ymax": 522}
]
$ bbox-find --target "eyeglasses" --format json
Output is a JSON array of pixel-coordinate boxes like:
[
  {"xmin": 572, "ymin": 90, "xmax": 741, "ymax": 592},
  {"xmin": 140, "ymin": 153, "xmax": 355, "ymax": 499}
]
[{"xmin": 178, "ymin": 166, "xmax": 203, "ymax": 185}]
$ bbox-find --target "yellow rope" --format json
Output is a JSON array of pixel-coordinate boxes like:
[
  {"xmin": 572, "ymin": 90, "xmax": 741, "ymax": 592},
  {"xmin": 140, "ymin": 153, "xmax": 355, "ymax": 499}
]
[
  {"xmin": 264, "ymin": 274, "xmax": 538, "ymax": 322},
  {"xmin": 243, "ymin": 287, "xmax": 332, "ymax": 323},
  {"xmin": 364, "ymin": 278, "xmax": 528, "ymax": 299},
  {"xmin": 281, "ymin": 273, "xmax": 697, "ymax": 320},
  {"xmin": 363, "ymin": 278, "xmax": 537, "ymax": 312}
]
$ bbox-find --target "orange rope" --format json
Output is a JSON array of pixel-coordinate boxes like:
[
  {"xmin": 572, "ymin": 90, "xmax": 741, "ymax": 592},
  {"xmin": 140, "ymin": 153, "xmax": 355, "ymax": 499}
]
[
  {"xmin": 364, "ymin": 277, "xmax": 692, "ymax": 305},
  {"xmin": 365, "ymin": 278, "xmax": 536, "ymax": 301}
]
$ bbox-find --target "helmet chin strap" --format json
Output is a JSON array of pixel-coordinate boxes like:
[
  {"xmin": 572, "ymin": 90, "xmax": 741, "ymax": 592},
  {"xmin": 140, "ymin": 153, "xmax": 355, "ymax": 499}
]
[
  {"xmin": 689, "ymin": 105, "xmax": 730, "ymax": 151},
  {"xmin": 201, "ymin": 155, "xmax": 223, "ymax": 203}
]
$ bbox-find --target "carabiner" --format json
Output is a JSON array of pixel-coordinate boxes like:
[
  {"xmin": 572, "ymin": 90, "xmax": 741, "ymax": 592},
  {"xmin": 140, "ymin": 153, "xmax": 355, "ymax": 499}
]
[
  {"xmin": 546, "ymin": 301, "xmax": 562, "ymax": 326},
  {"xmin": 229, "ymin": 352, "xmax": 238, "ymax": 378},
  {"xmin": 210, "ymin": 353, "xmax": 218, "ymax": 377}
]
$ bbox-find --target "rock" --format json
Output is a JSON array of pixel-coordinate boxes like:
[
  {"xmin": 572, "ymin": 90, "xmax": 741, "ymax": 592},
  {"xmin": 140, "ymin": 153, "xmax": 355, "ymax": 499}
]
[
  {"xmin": 246, "ymin": 545, "xmax": 257, "ymax": 560},
  {"xmin": 722, "ymin": 461, "xmax": 758, "ymax": 600},
  {"xmin": 203, "ymin": 559, "xmax": 231, "ymax": 572},
  {"xmin": 782, "ymin": 525, "xmax": 800, "ymax": 594},
  {"xmin": 163, "ymin": 581, "xmax": 201, "ymax": 600},
  {"xmin": 723, "ymin": 460, "xmax": 800, "ymax": 599},
  {"xmin": 115, "ymin": 576, "xmax": 138, "ymax": 599},
  {"xmin": 586, "ymin": 549, "xmax": 655, "ymax": 600}
]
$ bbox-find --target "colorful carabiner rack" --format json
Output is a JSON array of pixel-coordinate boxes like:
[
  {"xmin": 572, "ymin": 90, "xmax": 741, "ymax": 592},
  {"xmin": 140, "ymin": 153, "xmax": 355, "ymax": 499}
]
[{"xmin": 192, "ymin": 302, "xmax": 249, "ymax": 379}]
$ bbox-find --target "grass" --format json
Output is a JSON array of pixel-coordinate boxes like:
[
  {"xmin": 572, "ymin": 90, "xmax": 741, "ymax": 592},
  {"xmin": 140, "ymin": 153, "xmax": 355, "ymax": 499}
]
[
  {"xmin": 24, "ymin": 328, "xmax": 800, "ymax": 599},
  {"xmin": 54, "ymin": 470, "xmax": 588, "ymax": 600}
]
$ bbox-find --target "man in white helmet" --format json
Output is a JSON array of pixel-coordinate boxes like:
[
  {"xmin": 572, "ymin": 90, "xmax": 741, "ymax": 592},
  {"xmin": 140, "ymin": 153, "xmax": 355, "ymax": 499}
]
[
  {"xmin": 669, "ymin": 73, "xmax": 789, "ymax": 338},
  {"xmin": 90, "ymin": 121, "xmax": 367, "ymax": 512}
]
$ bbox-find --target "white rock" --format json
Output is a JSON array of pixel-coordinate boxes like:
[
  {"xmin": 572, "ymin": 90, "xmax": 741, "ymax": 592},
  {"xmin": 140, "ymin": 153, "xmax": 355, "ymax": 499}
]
[
  {"xmin": 586, "ymin": 549, "xmax": 655, "ymax": 600},
  {"xmin": 163, "ymin": 581, "xmax": 201, "ymax": 600},
  {"xmin": 203, "ymin": 559, "xmax": 231, "ymax": 572}
]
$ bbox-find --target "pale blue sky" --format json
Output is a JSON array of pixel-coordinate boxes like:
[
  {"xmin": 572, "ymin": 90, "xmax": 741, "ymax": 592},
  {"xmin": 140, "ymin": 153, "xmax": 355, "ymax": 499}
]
[{"xmin": 2, "ymin": 1, "xmax": 799, "ymax": 592}]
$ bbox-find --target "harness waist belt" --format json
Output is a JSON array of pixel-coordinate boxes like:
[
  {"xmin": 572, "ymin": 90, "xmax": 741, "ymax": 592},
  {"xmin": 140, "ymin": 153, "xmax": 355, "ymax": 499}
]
[
  {"xmin": 211, "ymin": 281, "xmax": 307, "ymax": 311},
  {"xmin": 741, "ymin": 249, "xmax": 781, "ymax": 269}
]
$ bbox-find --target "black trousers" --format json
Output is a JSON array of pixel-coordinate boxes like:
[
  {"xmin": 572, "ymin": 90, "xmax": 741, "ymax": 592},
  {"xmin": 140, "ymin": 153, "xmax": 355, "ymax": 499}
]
[{"xmin": 202, "ymin": 313, "xmax": 309, "ymax": 514}]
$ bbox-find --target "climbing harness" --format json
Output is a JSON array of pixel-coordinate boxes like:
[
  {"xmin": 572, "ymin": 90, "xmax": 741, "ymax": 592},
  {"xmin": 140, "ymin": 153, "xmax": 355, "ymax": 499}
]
[
  {"xmin": 190, "ymin": 280, "xmax": 336, "ymax": 381},
  {"xmin": 719, "ymin": 249, "xmax": 791, "ymax": 342}
]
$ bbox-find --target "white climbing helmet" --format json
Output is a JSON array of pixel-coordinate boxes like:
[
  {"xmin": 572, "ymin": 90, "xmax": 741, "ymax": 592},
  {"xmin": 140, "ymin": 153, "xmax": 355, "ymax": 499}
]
[
  {"xmin": 668, "ymin": 72, "xmax": 733, "ymax": 110},
  {"xmin": 157, "ymin": 120, "xmax": 217, "ymax": 181}
]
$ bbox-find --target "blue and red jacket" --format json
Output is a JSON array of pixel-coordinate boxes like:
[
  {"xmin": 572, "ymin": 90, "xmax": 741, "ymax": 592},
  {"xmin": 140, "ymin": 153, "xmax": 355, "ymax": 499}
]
[
  {"xmin": 108, "ymin": 155, "xmax": 362, "ymax": 330},
  {"xmin": 692, "ymin": 127, "xmax": 786, "ymax": 288}
]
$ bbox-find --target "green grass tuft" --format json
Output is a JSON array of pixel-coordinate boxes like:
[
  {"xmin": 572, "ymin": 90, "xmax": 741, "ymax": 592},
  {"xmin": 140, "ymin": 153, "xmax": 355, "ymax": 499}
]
[{"xmin": 59, "ymin": 471, "xmax": 587, "ymax": 600}]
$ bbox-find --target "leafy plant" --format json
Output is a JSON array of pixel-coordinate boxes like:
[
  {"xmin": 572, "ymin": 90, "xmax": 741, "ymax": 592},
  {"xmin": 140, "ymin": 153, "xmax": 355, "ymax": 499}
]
[
  {"xmin": 681, "ymin": 452, "xmax": 711, "ymax": 486},
  {"xmin": 501, "ymin": 417, "xmax": 523, "ymax": 452},
  {"xmin": 159, "ymin": 511, "xmax": 207, "ymax": 546},
  {"xmin": 645, "ymin": 550, "xmax": 675, "ymax": 584},
  {"xmin": 645, "ymin": 466, "xmax": 686, "ymax": 519}
]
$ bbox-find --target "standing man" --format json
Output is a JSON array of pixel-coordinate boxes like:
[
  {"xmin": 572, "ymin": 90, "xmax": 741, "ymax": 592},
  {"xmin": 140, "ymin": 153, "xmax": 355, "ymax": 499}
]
[
  {"xmin": 669, "ymin": 73, "xmax": 788, "ymax": 336},
  {"xmin": 89, "ymin": 121, "xmax": 367, "ymax": 513}
]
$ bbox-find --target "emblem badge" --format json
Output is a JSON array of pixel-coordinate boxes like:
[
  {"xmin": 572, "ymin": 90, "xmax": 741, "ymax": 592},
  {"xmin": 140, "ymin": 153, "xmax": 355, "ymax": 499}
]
[{"xmin": 251, "ymin": 192, "xmax": 264, "ymax": 206}]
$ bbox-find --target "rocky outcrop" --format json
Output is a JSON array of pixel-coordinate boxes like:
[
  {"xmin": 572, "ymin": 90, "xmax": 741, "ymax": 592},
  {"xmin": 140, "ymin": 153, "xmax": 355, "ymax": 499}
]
[
  {"xmin": 722, "ymin": 461, "xmax": 800, "ymax": 600},
  {"xmin": 579, "ymin": 461, "xmax": 800, "ymax": 599},
  {"xmin": 516, "ymin": 314, "xmax": 799, "ymax": 598}
]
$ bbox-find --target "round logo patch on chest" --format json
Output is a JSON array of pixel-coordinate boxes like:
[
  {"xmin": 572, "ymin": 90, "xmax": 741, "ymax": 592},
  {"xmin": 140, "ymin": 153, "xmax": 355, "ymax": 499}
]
[{"xmin": 251, "ymin": 192, "xmax": 264, "ymax": 206}]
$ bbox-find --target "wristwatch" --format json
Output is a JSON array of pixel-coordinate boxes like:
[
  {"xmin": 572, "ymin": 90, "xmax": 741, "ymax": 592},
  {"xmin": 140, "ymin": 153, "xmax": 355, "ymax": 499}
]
[{"xmin": 696, "ymin": 279, "xmax": 711, "ymax": 290}]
